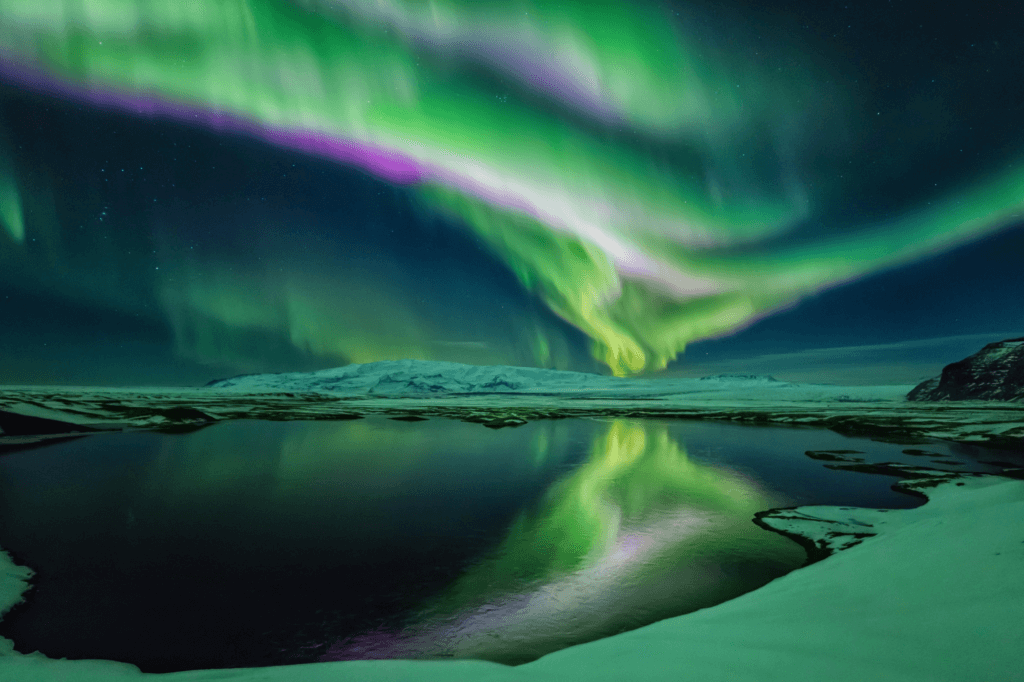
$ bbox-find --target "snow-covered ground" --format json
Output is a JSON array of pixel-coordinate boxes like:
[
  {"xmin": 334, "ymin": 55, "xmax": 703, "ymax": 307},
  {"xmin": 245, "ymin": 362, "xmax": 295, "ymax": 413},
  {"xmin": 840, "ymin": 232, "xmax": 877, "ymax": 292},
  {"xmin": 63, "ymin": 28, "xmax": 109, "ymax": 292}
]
[
  {"xmin": 2, "ymin": 360, "xmax": 1022, "ymax": 449},
  {"xmin": 2, "ymin": 473, "xmax": 1022, "ymax": 681}
]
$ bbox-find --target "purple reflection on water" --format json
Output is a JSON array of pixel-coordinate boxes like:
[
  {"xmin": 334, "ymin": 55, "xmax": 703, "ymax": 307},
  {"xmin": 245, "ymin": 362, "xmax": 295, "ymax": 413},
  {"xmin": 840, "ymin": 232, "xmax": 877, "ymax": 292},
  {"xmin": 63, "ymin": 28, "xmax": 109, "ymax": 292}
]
[
  {"xmin": 320, "ymin": 508, "xmax": 717, "ymax": 664},
  {"xmin": 322, "ymin": 625, "xmax": 411, "ymax": 662}
]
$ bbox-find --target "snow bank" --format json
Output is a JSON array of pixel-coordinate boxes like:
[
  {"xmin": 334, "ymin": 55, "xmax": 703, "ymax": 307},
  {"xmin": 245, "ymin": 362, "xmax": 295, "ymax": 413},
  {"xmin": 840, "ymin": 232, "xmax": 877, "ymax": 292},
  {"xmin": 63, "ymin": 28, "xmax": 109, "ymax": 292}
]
[
  {"xmin": 2, "ymin": 475, "xmax": 1023, "ymax": 681},
  {"xmin": 0, "ymin": 550, "xmax": 32, "ymax": 624}
]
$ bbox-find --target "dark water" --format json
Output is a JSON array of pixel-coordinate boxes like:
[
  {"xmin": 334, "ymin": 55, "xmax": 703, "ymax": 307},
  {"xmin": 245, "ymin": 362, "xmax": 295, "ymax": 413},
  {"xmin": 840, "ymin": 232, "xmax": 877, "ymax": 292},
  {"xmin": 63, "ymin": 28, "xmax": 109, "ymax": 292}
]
[{"xmin": 0, "ymin": 417, "xmax": 1012, "ymax": 672}]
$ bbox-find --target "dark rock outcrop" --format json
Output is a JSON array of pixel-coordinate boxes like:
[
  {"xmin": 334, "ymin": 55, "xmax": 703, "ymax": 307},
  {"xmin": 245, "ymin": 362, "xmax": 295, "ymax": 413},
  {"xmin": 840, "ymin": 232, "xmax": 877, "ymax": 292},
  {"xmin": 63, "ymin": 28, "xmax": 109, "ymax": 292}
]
[{"xmin": 908, "ymin": 337, "xmax": 1024, "ymax": 401}]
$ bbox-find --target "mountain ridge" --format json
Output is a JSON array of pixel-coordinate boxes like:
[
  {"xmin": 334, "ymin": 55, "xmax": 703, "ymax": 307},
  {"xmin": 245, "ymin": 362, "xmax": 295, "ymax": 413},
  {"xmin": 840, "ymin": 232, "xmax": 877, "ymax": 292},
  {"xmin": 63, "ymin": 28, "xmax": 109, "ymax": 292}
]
[
  {"xmin": 203, "ymin": 359, "xmax": 906, "ymax": 402},
  {"xmin": 908, "ymin": 338, "xmax": 1024, "ymax": 402},
  {"xmin": 205, "ymin": 359, "xmax": 612, "ymax": 395}
]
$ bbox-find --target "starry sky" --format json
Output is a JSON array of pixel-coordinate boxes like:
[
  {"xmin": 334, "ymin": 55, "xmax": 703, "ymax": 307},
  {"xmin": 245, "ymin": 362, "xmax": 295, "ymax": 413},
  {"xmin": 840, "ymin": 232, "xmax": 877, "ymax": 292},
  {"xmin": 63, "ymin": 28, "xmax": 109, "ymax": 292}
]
[{"xmin": 0, "ymin": 0, "xmax": 1022, "ymax": 386}]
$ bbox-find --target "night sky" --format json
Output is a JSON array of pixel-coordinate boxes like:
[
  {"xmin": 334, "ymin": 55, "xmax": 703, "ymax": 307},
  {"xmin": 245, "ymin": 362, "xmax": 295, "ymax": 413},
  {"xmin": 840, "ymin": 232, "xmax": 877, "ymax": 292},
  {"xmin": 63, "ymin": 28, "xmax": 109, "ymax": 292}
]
[{"xmin": 0, "ymin": 0, "xmax": 1022, "ymax": 386}]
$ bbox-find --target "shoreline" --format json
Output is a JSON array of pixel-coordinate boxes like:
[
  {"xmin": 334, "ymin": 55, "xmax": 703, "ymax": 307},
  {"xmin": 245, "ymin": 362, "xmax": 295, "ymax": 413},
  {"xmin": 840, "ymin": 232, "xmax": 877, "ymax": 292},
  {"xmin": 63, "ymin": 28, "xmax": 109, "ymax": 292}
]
[
  {"xmin": 2, "ymin": 470, "xmax": 1023, "ymax": 681},
  {"xmin": 2, "ymin": 387, "xmax": 1023, "ymax": 453}
]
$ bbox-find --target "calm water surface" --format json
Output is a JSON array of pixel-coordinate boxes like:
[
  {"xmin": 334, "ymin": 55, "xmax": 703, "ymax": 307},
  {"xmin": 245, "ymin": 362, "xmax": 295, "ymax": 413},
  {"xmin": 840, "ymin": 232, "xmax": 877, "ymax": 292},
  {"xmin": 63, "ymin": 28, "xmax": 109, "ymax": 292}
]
[{"xmin": 0, "ymin": 417, "xmax": 1011, "ymax": 671}]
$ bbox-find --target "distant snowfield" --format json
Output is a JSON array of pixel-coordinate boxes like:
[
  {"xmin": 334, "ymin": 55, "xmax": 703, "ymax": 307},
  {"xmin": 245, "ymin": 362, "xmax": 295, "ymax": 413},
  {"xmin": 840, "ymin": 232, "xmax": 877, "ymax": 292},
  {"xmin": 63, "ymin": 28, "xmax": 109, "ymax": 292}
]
[
  {"xmin": 201, "ymin": 359, "xmax": 916, "ymax": 402},
  {"xmin": 4, "ymin": 359, "xmax": 1023, "ymax": 449},
  {"xmin": 2, "ymin": 474, "xmax": 1023, "ymax": 682}
]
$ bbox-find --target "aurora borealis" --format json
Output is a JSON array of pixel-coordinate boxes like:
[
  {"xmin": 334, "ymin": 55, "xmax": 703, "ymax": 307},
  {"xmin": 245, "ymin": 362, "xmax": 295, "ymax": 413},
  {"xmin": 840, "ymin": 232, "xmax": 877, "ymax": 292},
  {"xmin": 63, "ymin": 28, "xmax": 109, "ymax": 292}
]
[{"xmin": 0, "ymin": 0, "xmax": 1022, "ymax": 383}]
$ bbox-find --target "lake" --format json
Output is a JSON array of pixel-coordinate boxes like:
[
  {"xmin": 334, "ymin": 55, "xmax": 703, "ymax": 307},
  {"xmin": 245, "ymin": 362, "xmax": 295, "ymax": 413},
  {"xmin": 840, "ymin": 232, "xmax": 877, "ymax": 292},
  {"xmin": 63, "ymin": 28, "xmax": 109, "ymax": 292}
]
[{"xmin": 0, "ymin": 417, "xmax": 1011, "ymax": 672}]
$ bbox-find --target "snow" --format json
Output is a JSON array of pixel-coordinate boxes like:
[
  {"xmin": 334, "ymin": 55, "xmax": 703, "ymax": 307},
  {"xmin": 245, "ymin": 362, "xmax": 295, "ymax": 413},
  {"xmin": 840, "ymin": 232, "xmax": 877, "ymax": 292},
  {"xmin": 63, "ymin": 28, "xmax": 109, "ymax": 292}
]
[
  {"xmin": 980, "ymin": 344, "xmax": 1020, "ymax": 360},
  {"xmin": 982, "ymin": 422, "xmax": 1024, "ymax": 435},
  {"xmin": 2, "ymin": 475, "xmax": 1023, "ymax": 681},
  {"xmin": 205, "ymin": 360, "xmax": 610, "ymax": 394},
  {"xmin": 0, "ymin": 402, "xmax": 101, "ymax": 425},
  {"xmin": 5, "ymin": 361, "xmax": 1022, "ymax": 448},
  {"xmin": 698, "ymin": 373, "xmax": 781, "ymax": 382},
  {"xmin": 203, "ymin": 359, "xmax": 914, "ymax": 403},
  {"xmin": 0, "ymin": 550, "xmax": 33, "ymax": 626}
]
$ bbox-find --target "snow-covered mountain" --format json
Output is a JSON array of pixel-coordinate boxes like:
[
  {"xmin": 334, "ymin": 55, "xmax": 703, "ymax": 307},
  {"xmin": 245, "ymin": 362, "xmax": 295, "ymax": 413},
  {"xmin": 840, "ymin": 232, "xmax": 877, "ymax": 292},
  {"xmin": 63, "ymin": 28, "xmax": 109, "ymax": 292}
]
[
  {"xmin": 204, "ymin": 360, "xmax": 794, "ymax": 396},
  {"xmin": 204, "ymin": 360, "xmax": 910, "ymax": 402},
  {"xmin": 699, "ymin": 374, "xmax": 781, "ymax": 383},
  {"xmin": 908, "ymin": 338, "xmax": 1024, "ymax": 402},
  {"xmin": 205, "ymin": 359, "xmax": 616, "ymax": 395}
]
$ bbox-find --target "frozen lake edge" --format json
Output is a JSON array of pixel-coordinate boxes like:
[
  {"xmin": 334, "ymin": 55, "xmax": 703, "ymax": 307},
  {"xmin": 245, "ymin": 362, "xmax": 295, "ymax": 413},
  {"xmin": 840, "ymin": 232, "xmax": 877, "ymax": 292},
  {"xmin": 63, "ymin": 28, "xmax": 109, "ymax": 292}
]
[
  {"xmin": 1, "ymin": 385, "xmax": 1023, "ymax": 453},
  {"xmin": 2, "ymin": 382, "xmax": 1023, "ymax": 679},
  {"xmin": 2, "ymin": 470, "xmax": 1023, "ymax": 681}
]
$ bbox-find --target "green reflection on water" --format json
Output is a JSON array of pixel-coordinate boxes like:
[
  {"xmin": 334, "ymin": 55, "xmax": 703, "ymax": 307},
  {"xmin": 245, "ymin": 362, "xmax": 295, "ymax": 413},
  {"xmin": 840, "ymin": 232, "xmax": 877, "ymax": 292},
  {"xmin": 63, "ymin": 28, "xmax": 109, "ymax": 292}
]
[
  {"xmin": 447, "ymin": 420, "xmax": 774, "ymax": 598},
  {"xmin": 341, "ymin": 419, "xmax": 805, "ymax": 663}
]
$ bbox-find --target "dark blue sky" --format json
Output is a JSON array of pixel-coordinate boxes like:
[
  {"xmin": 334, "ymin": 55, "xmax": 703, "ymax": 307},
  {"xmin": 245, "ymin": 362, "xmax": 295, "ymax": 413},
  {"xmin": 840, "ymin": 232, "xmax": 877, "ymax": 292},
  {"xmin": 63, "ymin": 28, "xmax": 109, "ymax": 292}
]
[{"xmin": 0, "ymin": 0, "xmax": 1021, "ymax": 385}]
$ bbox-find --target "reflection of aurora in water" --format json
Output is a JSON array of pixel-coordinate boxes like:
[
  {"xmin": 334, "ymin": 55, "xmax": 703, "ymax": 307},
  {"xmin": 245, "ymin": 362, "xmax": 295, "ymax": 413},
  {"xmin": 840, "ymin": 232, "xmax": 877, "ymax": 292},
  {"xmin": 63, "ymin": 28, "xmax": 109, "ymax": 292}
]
[
  {"xmin": 325, "ymin": 420, "xmax": 804, "ymax": 664},
  {"xmin": 2, "ymin": 416, "xmax": 1000, "ymax": 670},
  {"xmin": 1, "ymin": 0, "xmax": 1022, "ymax": 375}
]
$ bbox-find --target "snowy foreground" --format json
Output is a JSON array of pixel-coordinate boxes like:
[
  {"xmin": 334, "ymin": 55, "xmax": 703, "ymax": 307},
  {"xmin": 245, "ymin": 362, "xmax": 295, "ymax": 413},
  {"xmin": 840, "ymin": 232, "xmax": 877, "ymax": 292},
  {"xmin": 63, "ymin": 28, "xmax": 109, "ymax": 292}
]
[{"xmin": 2, "ymin": 473, "xmax": 1023, "ymax": 681}]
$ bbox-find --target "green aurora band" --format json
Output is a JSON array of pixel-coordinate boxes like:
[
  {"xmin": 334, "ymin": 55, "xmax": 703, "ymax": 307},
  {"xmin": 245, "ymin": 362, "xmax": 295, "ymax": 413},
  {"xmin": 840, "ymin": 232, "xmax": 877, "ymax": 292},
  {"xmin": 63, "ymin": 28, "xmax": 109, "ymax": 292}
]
[{"xmin": 0, "ymin": 0, "xmax": 1022, "ymax": 374}]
